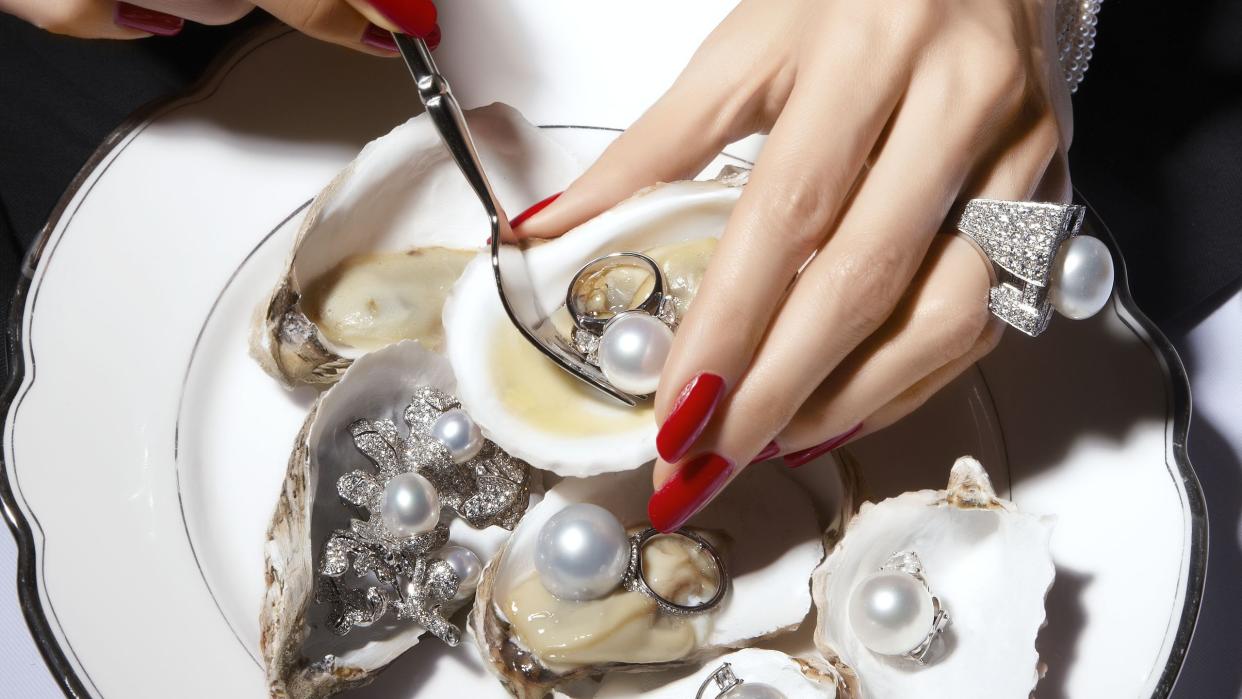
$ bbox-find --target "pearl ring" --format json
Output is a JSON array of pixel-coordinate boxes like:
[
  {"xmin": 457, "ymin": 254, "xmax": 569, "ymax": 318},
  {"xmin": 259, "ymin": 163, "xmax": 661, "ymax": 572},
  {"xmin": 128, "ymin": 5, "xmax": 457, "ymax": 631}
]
[
  {"xmin": 847, "ymin": 551, "xmax": 950, "ymax": 664},
  {"xmin": 696, "ymin": 662, "xmax": 788, "ymax": 699},
  {"xmin": 956, "ymin": 199, "xmax": 1114, "ymax": 336},
  {"xmin": 566, "ymin": 252, "xmax": 679, "ymax": 396},
  {"xmin": 535, "ymin": 504, "xmax": 728, "ymax": 615}
]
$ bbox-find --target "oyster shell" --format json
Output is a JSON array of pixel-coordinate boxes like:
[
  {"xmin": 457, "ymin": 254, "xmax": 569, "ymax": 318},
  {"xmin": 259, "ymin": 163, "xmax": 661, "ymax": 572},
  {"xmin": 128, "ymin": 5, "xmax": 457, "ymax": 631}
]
[
  {"xmin": 443, "ymin": 179, "xmax": 742, "ymax": 476},
  {"xmin": 811, "ymin": 456, "xmax": 1055, "ymax": 698},
  {"xmin": 251, "ymin": 103, "xmax": 578, "ymax": 388},
  {"xmin": 260, "ymin": 341, "xmax": 534, "ymax": 698},
  {"xmin": 470, "ymin": 461, "xmax": 823, "ymax": 698},
  {"xmin": 594, "ymin": 648, "xmax": 857, "ymax": 698}
]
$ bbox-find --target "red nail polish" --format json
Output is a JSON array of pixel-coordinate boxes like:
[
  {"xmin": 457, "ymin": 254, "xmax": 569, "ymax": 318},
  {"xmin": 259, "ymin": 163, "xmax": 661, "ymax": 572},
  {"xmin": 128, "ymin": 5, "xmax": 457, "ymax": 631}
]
[
  {"xmin": 509, "ymin": 192, "xmax": 563, "ymax": 229},
  {"xmin": 749, "ymin": 440, "xmax": 780, "ymax": 464},
  {"xmin": 656, "ymin": 373, "xmax": 726, "ymax": 463},
  {"xmin": 782, "ymin": 423, "xmax": 863, "ymax": 469},
  {"xmin": 361, "ymin": 23, "xmax": 398, "ymax": 52},
  {"xmin": 368, "ymin": 0, "xmax": 437, "ymax": 38},
  {"xmin": 425, "ymin": 24, "xmax": 441, "ymax": 51},
  {"xmin": 114, "ymin": 2, "xmax": 183, "ymax": 36},
  {"xmin": 648, "ymin": 453, "xmax": 734, "ymax": 533}
]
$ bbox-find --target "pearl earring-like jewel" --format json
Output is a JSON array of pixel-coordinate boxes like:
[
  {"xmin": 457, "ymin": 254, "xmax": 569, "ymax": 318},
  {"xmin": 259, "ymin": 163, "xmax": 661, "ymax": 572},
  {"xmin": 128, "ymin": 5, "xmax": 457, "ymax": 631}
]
[
  {"xmin": 380, "ymin": 471, "xmax": 442, "ymax": 538},
  {"xmin": 431, "ymin": 408, "xmax": 485, "ymax": 464},
  {"xmin": 846, "ymin": 551, "xmax": 949, "ymax": 664},
  {"xmin": 435, "ymin": 544, "xmax": 483, "ymax": 601},
  {"xmin": 534, "ymin": 503, "xmax": 631, "ymax": 601}
]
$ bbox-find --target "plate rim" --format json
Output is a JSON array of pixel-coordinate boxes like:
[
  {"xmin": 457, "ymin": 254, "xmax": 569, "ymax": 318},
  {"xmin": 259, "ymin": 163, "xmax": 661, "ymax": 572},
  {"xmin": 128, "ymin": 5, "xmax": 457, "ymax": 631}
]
[{"xmin": 0, "ymin": 24, "xmax": 1207, "ymax": 699}]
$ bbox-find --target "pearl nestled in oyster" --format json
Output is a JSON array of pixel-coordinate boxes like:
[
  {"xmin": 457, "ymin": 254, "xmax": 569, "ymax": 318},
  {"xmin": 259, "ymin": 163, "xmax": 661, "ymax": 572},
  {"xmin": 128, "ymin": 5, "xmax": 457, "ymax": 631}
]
[
  {"xmin": 811, "ymin": 456, "xmax": 1055, "ymax": 698},
  {"xmin": 443, "ymin": 179, "xmax": 741, "ymax": 476}
]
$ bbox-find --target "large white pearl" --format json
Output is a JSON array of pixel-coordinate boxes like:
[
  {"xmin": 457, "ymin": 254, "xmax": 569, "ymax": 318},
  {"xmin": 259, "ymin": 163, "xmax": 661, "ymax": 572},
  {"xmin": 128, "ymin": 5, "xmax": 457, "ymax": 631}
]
[
  {"xmin": 1049, "ymin": 235, "xmax": 1114, "ymax": 320},
  {"xmin": 721, "ymin": 682, "xmax": 787, "ymax": 699},
  {"xmin": 535, "ymin": 503, "xmax": 630, "ymax": 601},
  {"xmin": 431, "ymin": 408, "xmax": 484, "ymax": 464},
  {"xmin": 380, "ymin": 472, "xmax": 441, "ymax": 538},
  {"xmin": 436, "ymin": 544, "xmax": 483, "ymax": 601},
  {"xmin": 847, "ymin": 570, "xmax": 935, "ymax": 656},
  {"xmin": 597, "ymin": 311, "xmax": 674, "ymax": 395}
]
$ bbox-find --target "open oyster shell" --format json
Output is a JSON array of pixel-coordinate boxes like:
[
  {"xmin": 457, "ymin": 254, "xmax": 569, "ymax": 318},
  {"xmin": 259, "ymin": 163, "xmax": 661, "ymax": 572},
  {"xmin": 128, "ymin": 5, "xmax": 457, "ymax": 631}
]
[
  {"xmin": 260, "ymin": 342, "xmax": 533, "ymax": 698},
  {"xmin": 594, "ymin": 648, "xmax": 857, "ymax": 698},
  {"xmin": 251, "ymin": 103, "xmax": 577, "ymax": 388},
  {"xmin": 470, "ymin": 462, "xmax": 823, "ymax": 698},
  {"xmin": 811, "ymin": 456, "xmax": 1055, "ymax": 698},
  {"xmin": 443, "ymin": 179, "xmax": 742, "ymax": 476}
]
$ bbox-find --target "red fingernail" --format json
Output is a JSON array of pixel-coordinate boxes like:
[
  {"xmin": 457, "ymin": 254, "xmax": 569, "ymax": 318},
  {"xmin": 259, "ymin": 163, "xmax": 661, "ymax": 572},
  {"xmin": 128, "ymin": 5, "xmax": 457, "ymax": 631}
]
[
  {"xmin": 782, "ymin": 423, "xmax": 863, "ymax": 469},
  {"xmin": 426, "ymin": 24, "xmax": 441, "ymax": 51},
  {"xmin": 368, "ymin": 0, "xmax": 437, "ymax": 38},
  {"xmin": 749, "ymin": 440, "xmax": 780, "ymax": 465},
  {"xmin": 648, "ymin": 453, "xmax": 734, "ymax": 533},
  {"xmin": 656, "ymin": 373, "xmax": 726, "ymax": 463},
  {"xmin": 114, "ymin": 2, "xmax": 183, "ymax": 36},
  {"xmin": 509, "ymin": 192, "xmax": 563, "ymax": 229},
  {"xmin": 361, "ymin": 23, "xmax": 398, "ymax": 52}
]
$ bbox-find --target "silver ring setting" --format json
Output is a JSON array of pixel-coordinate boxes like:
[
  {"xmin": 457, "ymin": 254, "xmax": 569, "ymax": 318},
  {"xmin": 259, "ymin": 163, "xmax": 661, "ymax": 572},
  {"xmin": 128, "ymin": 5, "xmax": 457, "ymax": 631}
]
[
  {"xmin": 956, "ymin": 198, "xmax": 1113, "ymax": 337},
  {"xmin": 695, "ymin": 662, "xmax": 744, "ymax": 699},
  {"xmin": 849, "ymin": 551, "xmax": 950, "ymax": 665},
  {"xmin": 622, "ymin": 527, "xmax": 728, "ymax": 616},
  {"xmin": 564, "ymin": 252, "xmax": 680, "ymax": 396}
]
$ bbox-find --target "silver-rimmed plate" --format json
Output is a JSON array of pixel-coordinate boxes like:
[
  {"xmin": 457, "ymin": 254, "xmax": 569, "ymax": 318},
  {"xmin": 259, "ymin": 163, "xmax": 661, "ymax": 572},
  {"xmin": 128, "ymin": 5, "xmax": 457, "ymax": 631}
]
[{"xmin": 1, "ymin": 7, "xmax": 1203, "ymax": 698}]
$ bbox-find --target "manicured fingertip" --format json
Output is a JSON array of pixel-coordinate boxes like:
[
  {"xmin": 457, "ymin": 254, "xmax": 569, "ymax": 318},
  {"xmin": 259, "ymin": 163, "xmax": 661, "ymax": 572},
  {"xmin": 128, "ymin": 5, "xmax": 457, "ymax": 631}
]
[
  {"xmin": 655, "ymin": 372, "xmax": 727, "ymax": 463},
  {"xmin": 114, "ymin": 2, "xmax": 183, "ymax": 36},
  {"xmin": 782, "ymin": 423, "xmax": 863, "ymax": 469},
  {"xmin": 648, "ymin": 453, "xmax": 734, "ymax": 533},
  {"xmin": 510, "ymin": 192, "xmax": 564, "ymax": 230},
  {"xmin": 367, "ymin": 0, "xmax": 436, "ymax": 37},
  {"xmin": 361, "ymin": 23, "xmax": 398, "ymax": 52},
  {"xmin": 749, "ymin": 440, "xmax": 780, "ymax": 465}
]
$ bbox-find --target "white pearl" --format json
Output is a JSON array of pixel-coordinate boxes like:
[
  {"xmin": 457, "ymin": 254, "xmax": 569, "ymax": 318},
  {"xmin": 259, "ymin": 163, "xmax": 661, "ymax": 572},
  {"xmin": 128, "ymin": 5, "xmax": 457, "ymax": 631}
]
[
  {"xmin": 436, "ymin": 544, "xmax": 483, "ymax": 601},
  {"xmin": 1049, "ymin": 235, "xmax": 1114, "ymax": 320},
  {"xmin": 380, "ymin": 472, "xmax": 441, "ymax": 538},
  {"xmin": 535, "ymin": 503, "xmax": 630, "ymax": 601},
  {"xmin": 848, "ymin": 570, "xmax": 935, "ymax": 656},
  {"xmin": 721, "ymin": 682, "xmax": 787, "ymax": 699},
  {"xmin": 597, "ymin": 311, "xmax": 674, "ymax": 395},
  {"xmin": 431, "ymin": 408, "xmax": 484, "ymax": 464}
]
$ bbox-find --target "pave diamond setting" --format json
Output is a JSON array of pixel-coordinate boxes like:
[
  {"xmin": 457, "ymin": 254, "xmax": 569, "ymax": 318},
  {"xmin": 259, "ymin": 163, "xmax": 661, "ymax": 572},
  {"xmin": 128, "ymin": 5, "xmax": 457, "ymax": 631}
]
[{"xmin": 957, "ymin": 199, "xmax": 1086, "ymax": 337}]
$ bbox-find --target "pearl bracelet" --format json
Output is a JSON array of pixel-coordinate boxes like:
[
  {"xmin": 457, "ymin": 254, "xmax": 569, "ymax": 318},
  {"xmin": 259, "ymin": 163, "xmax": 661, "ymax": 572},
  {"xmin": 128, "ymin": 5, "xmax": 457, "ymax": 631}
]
[{"xmin": 1056, "ymin": 0, "xmax": 1102, "ymax": 93}]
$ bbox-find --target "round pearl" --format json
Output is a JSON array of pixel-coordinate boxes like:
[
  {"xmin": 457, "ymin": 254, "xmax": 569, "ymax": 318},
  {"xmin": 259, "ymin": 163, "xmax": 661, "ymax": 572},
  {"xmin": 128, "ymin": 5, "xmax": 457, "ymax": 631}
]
[
  {"xmin": 436, "ymin": 544, "xmax": 483, "ymax": 601},
  {"xmin": 721, "ymin": 682, "xmax": 787, "ymax": 699},
  {"xmin": 431, "ymin": 408, "xmax": 484, "ymax": 464},
  {"xmin": 597, "ymin": 311, "xmax": 674, "ymax": 395},
  {"xmin": 1049, "ymin": 235, "xmax": 1114, "ymax": 320},
  {"xmin": 380, "ymin": 472, "xmax": 441, "ymax": 538},
  {"xmin": 847, "ymin": 570, "xmax": 935, "ymax": 656},
  {"xmin": 535, "ymin": 503, "xmax": 630, "ymax": 601}
]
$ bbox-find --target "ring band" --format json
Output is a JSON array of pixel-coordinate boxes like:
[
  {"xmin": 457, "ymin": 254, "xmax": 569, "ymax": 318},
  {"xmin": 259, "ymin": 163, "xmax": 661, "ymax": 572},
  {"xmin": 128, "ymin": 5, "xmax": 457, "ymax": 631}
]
[
  {"xmin": 622, "ymin": 527, "xmax": 728, "ymax": 616},
  {"xmin": 567, "ymin": 252, "xmax": 667, "ymax": 334}
]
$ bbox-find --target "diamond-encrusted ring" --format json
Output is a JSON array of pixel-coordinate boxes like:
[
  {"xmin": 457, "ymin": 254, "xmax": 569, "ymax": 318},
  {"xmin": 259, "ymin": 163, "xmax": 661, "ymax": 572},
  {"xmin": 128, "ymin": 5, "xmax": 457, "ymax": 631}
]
[
  {"xmin": 565, "ymin": 252, "xmax": 679, "ymax": 396},
  {"xmin": 695, "ymin": 662, "xmax": 744, "ymax": 699},
  {"xmin": 956, "ymin": 199, "xmax": 1115, "ymax": 337},
  {"xmin": 847, "ymin": 551, "xmax": 950, "ymax": 665},
  {"xmin": 622, "ymin": 527, "xmax": 728, "ymax": 616}
]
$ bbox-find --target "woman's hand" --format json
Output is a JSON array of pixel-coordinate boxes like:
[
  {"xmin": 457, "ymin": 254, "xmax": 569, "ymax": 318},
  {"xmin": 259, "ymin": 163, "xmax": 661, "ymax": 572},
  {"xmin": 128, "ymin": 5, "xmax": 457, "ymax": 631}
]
[
  {"xmin": 0, "ymin": 0, "xmax": 437, "ymax": 54},
  {"xmin": 516, "ymin": 0, "xmax": 1073, "ymax": 532}
]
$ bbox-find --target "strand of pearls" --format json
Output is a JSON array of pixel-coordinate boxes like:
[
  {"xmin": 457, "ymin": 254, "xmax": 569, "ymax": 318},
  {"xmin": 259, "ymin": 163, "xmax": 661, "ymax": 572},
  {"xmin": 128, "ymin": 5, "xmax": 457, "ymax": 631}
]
[{"xmin": 1056, "ymin": 0, "xmax": 1102, "ymax": 93}]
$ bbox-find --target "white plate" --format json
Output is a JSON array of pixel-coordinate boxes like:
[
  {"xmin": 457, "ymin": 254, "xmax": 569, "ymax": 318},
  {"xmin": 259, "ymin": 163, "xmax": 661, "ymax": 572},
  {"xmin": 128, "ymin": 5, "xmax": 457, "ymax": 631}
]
[{"xmin": 1, "ymin": 6, "xmax": 1204, "ymax": 698}]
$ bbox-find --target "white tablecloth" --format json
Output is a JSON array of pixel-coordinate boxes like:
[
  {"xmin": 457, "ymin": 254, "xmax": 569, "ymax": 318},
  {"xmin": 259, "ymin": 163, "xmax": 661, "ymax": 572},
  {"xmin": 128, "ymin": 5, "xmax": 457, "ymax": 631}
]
[{"xmin": 3, "ymin": 289, "xmax": 1240, "ymax": 697}]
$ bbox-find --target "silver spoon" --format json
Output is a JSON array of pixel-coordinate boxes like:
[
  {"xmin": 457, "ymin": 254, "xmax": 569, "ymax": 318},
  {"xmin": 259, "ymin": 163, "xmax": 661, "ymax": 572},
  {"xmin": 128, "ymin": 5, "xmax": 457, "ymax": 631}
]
[{"xmin": 392, "ymin": 34, "xmax": 640, "ymax": 406}]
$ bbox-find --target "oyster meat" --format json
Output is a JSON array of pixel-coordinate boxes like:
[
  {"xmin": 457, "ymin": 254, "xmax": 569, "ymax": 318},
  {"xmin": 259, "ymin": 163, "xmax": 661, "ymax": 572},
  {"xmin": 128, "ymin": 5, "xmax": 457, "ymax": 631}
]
[
  {"xmin": 251, "ymin": 102, "xmax": 578, "ymax": 388},
  {"xmin": 470, "ymin": 461, "xmax": 823, "ymax": 698},
  {"xmin": 811, "ymin": 456, "xmax": 1055, "ymax": 698},
  {"xmin": 444, "ymin": 179, "xmax": 742, "ymax": 476},
  {"xmin": 260, "ymin": 341, "xmax": 535, "ymax": 698}
]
